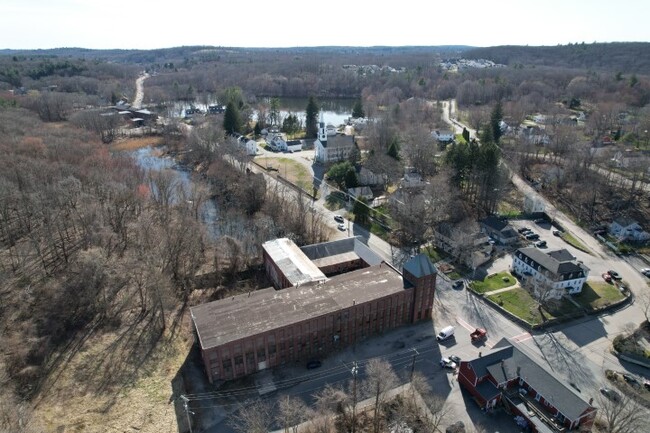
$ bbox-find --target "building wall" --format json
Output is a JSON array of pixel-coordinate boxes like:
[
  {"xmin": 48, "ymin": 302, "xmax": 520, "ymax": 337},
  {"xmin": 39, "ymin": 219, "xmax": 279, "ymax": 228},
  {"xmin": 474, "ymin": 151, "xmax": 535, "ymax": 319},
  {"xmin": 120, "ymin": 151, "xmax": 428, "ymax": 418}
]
[
  {"xmin": 203, "ymin": 288, "xmax": 421, "ymax": 382},
  {"xmin": 318, "ymin": 258, "xmax": 367, "ymax": 277},
  {"xmin": 262, "ymin": 249, "xmax": 292, "ymax": 289}
]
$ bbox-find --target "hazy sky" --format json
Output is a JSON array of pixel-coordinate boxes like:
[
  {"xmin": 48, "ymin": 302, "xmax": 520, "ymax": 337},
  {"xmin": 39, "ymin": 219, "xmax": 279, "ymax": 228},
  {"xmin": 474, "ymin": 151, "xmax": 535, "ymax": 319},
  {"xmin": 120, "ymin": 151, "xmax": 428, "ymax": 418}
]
[{"xmin": 3, "ymin": 0, "xmax": 649, "ymax": 50}]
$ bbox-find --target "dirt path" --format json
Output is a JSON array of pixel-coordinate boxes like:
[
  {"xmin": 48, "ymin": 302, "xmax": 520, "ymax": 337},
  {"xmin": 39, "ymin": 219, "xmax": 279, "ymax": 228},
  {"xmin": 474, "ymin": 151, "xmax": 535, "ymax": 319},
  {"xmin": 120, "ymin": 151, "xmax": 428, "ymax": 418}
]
[{"xmin": 132, "ymin": 72, "xmax": 149, "ymax": 109}]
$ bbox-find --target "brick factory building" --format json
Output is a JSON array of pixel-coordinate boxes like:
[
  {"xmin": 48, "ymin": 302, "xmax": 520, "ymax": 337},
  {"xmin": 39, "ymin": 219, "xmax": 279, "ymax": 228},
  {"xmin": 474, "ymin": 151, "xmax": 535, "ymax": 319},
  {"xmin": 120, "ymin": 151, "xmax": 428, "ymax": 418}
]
[{"xmin": 190, "ymin": 237, "xmax": 437, "ymax": 383}]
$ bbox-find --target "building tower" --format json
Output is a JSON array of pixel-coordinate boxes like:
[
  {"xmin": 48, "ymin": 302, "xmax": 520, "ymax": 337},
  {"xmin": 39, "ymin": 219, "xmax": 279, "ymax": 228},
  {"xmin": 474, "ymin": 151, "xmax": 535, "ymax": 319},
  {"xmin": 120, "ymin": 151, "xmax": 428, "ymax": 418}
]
[{"xmin": 318, "ymin": 112, "xmax": 327, "ymax": 145}]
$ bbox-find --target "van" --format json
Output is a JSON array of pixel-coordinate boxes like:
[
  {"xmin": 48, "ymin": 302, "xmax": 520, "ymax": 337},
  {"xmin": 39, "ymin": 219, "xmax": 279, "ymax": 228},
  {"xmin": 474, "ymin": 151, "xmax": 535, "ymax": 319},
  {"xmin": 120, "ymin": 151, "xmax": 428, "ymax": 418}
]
[{"xmin": 436, "ymin": 326, "xmax": 455, "ymax": 341}]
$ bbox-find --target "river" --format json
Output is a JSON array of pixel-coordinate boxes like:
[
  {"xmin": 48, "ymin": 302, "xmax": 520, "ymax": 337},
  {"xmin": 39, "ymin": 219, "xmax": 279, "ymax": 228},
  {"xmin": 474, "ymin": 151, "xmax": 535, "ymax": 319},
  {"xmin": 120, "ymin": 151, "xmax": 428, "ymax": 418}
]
[{"xmin": 130, "ymin": 146, "xmax": 220, "ymax": 239}]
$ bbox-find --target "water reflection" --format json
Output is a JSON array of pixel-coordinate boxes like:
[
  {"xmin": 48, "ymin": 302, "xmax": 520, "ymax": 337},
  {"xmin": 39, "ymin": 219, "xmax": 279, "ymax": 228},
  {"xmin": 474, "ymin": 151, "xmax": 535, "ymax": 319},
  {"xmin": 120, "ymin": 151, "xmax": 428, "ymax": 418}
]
[{"xmin": 130, "ymin": 146, "xmax": 220, "ymax": 239}]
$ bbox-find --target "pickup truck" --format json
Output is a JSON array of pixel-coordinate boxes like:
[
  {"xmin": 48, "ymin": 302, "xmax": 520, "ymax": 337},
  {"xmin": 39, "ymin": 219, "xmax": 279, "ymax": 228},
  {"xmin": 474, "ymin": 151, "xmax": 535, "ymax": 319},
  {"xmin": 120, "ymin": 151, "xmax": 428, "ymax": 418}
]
[{"xmin": 470, "ymin": 328, "xmax": 487, "ymax": 342}]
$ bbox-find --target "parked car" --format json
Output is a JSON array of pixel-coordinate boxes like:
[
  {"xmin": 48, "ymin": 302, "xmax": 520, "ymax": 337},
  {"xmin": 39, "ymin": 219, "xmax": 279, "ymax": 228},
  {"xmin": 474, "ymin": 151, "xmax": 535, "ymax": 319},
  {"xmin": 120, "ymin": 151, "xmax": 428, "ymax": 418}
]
[
  {"xmin": 449, "ymin": 355, "xmax": 461, "ymax": 364},
  {"xmin": 642, "ymin": 268, "xmax": 650, "ymax": 277},
  {"xmin": 552, "ymin": 230, "xmax": 562, "ymax": 236},
  {"xmin": 306, "ymin": 359, "xmax": 322, "ymax": 369},
  {"xmin": 607, "ymin": 270, "xmax": 622, "ymax": 280},
  {"xmin": 525, "ymin": 233, "xmax": 540, "ymax": 240},
  {"xmin": 440, "ymin": 357, "xmax": 457, "ymax": 369},
  {"xmin": 518, "ymin": 227, "xmax": 530, "ymax": 233},
  {"xmin": 337, "ymin": 223, "xmax": 346, "ymax": 231},
  {"xmin": 334, "ymin": 215, "xmax": 344, "ymax": 223},
  {"xmin": 534, "ymin": 218, "xmax": 545, "ymax": 224},
  {"xmin": 602, "ymin": 273, "xmax": 612, "ymax": 283},
  {"xmin": 623, "ymin": 373, "xmax": 640, "ymax": 387},
  {"xmin": 535, "ymin": 240, "xmax": 547, "ymax": 248},
  {"xmin": 599, "ymin": 387, "xmax": 621, "ymax": 402},
  {"xmin": 452, "ymin": 280, "xmax": 465, "ymax": 290},
  {"xmin": 470, "ymin": 328, "xmax": 487, "ymax": 342}
]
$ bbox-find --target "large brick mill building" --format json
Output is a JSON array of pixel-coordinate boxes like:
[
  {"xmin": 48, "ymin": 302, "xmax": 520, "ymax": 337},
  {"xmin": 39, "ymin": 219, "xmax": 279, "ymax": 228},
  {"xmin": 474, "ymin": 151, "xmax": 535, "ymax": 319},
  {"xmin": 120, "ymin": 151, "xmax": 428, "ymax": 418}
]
[{"xmin": 190, "ymin": 237, "xmax": 437, "ymax": 383}]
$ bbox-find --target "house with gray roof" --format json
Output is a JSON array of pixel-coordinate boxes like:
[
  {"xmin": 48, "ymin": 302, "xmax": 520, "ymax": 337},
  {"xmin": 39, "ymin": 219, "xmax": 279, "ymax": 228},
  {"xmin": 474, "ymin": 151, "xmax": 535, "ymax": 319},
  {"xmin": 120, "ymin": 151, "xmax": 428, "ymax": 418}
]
[
  {"xmin": 458, "ymin": 338, "xmax": 597, "ymax": 432},
  {"xmin": 314, "ymin": 113, "xmax": 356, "ymax": 163},
  {"xmin": 479, "ymin": 216, "xmax": 518, "ymax": 245},
  {"xmin": 511, "ymin": 247, "xmax": 589, "ymax": 300}
]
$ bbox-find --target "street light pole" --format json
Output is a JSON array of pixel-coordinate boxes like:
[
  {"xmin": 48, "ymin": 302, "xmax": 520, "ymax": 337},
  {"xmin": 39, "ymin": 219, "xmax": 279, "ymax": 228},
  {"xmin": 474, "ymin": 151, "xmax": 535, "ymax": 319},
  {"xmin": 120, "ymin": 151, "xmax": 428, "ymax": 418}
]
[{"xmin": 180, "ymin": 395, "xmax": 193, "ymax": 433}]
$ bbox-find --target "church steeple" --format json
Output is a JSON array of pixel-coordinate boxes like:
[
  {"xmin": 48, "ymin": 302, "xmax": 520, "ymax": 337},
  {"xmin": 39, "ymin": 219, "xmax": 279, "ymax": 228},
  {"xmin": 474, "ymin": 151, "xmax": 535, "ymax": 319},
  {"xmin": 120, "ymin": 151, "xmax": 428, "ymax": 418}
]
[{"xmin": 317, "ymin": 112, "xmax": 327, "ymax": 144}]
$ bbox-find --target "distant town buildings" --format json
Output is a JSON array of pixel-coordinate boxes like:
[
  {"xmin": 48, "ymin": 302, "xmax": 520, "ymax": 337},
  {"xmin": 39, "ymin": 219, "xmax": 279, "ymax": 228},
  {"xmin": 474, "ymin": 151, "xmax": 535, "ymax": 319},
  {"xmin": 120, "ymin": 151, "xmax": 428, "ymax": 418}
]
[{"xmin": 439, "ymin": 58, "xmax": 505, "ymax": 71}]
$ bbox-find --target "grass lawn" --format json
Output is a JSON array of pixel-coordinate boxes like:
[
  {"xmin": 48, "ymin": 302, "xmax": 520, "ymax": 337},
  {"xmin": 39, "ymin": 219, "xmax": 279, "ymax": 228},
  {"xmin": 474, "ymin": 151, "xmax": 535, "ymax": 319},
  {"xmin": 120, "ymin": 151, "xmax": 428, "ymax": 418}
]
[
  {"xmin": 470, "ymin": 272, "xmax": 517, "ymax": 294},
  {"xmin": 572, "ymin": 281, "xmax": 626, "ymax": 311},
  {"xmin": 263, "ymin": 157, "xmax": 314, "ymax": 192},
  {"xmin": 560, "ymin": 232, "xmax": 592, "ymax": 254},
  {"xmin": 487, "ymin": 288, "xmax": 544, "ymax": 325},
  {"xmin": 423, "ymin": 245, "xmax": 445, "ymax": 263}
]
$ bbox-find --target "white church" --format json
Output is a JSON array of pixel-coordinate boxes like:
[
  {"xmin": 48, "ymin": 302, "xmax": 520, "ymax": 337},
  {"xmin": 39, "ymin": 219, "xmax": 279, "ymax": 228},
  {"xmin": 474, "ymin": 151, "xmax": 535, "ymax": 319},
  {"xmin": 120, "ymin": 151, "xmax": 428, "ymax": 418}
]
[{"xmin": 314, "ymin": 114, "xmax": 356, "ymax": 164}]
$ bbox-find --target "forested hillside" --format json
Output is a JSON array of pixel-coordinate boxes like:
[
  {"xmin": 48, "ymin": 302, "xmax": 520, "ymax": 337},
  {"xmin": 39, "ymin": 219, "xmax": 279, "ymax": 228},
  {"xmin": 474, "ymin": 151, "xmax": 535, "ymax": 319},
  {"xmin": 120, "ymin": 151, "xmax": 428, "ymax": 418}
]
[{"xmin": 465, "ymin": 42, "xmax": 650, "ymax": 74}]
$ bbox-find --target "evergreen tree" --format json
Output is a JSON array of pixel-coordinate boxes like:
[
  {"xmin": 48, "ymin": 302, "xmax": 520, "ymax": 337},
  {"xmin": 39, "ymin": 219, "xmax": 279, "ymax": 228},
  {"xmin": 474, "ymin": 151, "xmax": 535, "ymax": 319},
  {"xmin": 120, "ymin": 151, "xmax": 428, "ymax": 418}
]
[
  {"xmin": 326, "ymin": 161, "xmax": 356, "ymax": 190},
  {"xmin": 387, "ymin": 136, "xmax": 400, "ymax": 160},
  {"xmin": 254, "ymin": 121, "xmax": 262, "ymax": 138},
  {"xmin": 282, "ymin": 113, "xmax": 302, "ymax": 137},
  {"xmin": 352, "ymin": 99, "xmax": 365, "ymax": 118},
  {"xmin": 305, "ymin": 96, "xmax": 319, "ymax": 138},
  {"xmin": 223, "ymin": 102, "xmax": 241, "ymax": 134},
  {"xmin": 462, "ymin": 127, "xmax": 470, "ymax": 143},
  {"xmin": 490, "ymin": 101, "xmax": 503, "ymax": 144},
  {"xmin": 270, "ymin": 97, "xmax": 281, "ymax": 126},
  {"xmin": 344, "ymin": 167, "xmax": 359, "ymax": 189}
]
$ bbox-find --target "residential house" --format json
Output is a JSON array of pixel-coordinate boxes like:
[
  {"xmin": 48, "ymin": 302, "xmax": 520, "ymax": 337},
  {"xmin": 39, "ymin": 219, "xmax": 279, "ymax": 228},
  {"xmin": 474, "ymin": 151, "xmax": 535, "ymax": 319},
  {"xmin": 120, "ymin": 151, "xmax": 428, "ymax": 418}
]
[
  {"xmin": 431, "ymin": 130, "xmax": 455, "ymax": 143},
  {"xmin": 523, "ymin": 194, "xmax": 545, "ymax": 214},
  {"xmin": 520, "ymin": 125, "xmax": 550, "ymax": 145},
  {"xmin": 459, "ymin": 339, "xmax": 597, "ymax": 432},
  {"xmin": 511, "ymin": 248, "xmax": 589, "ymax": 300},
  {"xmin": 479, "ymin": 216, "xmax": 518, "ymax": 245},
  {"xmin": 242, "ymin": 139, "xmax": 258, "ymax": 156},
  {"xmin": 314, "ymin": 114, "xmax": 356, "ymax": 163},
  {"xmin": 357, "ymin": 166, "xmax": 384, "ymax": 186},
  {"xmin": 326, "ymin": 124, "xmax": 337, "ymax": 136},
  {"xmin": 609, "ymin": 217, "xmax": 650, "ymax": 242},
  {"xmin": 347, "ymin": 186, "xmax": 373, "ymax": 202},
  {"xmin": 433, "ymin": 222, "xmax": 492, "ymax": 269},
  {"xmin": 400, "ymin": 167, "xmax": 427, "ymax": 188}
]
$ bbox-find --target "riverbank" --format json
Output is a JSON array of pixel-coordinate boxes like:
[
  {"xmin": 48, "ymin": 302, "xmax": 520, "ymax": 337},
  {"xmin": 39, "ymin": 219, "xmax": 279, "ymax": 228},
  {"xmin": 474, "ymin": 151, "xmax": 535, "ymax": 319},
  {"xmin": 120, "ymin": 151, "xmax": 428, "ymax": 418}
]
[{"xmin": 109, "ymin": 136, "xmax": 163, "ymax": 152}]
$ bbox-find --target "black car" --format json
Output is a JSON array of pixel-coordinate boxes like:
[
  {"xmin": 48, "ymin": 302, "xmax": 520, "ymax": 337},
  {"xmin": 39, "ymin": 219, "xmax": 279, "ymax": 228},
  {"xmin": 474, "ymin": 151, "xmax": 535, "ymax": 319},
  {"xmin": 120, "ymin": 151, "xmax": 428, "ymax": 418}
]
[
  {"xmin": 623, "ymin": 374, "xmax": 640, "ymax": 387},
  {"xmin": 334, "ymin": 215, "xmax": 344, "ymax": 223},
  {"xmin": 525, "ymin": 233, "xmax": 540, "ymax": 240},
  {"xmin": 306, "ymin": 360, "xmax": 322, "ymax": 369},
  {"xmin": 518, "ymin": 227, "xmax": 530, "ymax": 233},
  {"xmin": 599, "ymin": 387, "xmax": 621, "ymax": 402},
  {"xmin": 608, "ymin": 270, "xmax": 622, "ymax": 280},
  {"xmin": 452, "ymin": 280, "xmax": 465, "ymax": 290}
]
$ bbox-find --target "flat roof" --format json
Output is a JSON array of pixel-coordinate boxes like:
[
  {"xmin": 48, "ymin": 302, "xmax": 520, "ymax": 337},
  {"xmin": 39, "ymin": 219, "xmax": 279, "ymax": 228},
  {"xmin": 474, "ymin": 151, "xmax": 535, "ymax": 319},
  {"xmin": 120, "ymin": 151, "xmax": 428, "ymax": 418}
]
[
  {"xmin": 191, "ymin": 263, "xmax": 404, "ymax": 350},
  {"xmin": 263, "ymin": 238, "xmax": 326, "ymax": 286},
  {"xmin": 300, "ymin": 236, "xmax": 383, "ymax": 269}
]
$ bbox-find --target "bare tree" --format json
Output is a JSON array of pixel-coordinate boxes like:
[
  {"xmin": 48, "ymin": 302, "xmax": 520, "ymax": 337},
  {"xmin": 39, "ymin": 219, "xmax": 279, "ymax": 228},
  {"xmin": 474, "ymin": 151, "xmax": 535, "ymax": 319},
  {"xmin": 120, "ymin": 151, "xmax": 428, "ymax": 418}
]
[
  {"xmin": 362, "ymin": 358, "xmax": 399, "ymax": 433},
  {"xmin": 229, "ymin": 399, "xmax": 274, "ymax": 433},
  {"xmin": 277, "ymin": 395, "xmax": 309, "ymax": 433},
  {"xmin": 597, "ymin": 390, "xmax": 646, "ymax": 433}
]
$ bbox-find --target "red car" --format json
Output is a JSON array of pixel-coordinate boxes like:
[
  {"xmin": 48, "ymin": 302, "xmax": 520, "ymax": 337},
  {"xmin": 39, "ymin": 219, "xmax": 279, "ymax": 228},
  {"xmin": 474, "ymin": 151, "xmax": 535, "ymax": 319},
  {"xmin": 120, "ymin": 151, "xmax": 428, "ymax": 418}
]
[{"xmin": 602, "ymin": 272, "xmax": 612, "ymax": 283}]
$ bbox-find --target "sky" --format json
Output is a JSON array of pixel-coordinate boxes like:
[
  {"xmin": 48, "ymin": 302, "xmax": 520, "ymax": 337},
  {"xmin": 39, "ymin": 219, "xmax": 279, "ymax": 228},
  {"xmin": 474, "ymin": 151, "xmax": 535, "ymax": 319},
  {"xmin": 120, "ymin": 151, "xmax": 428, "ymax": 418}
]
[{"xmin": 2, "ymin": 0, "xmax": 650, "ymax": 50}]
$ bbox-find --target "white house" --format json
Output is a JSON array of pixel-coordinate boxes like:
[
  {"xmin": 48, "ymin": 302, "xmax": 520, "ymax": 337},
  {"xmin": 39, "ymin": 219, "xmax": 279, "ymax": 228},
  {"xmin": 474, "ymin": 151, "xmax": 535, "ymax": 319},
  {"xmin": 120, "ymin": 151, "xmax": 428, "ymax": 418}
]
[
  {"xmin": 609, "ymin": 217, "xmax": 650, "ymax": 242},
  {"xmin": 511, "ymin": 248, "xmax": 589, "ymax": 300},
  {"xmin": 326, "ymin": 124, "xmax": 337, "ymax": 136},
  {"xmin": 523, "ymin": 194, "xmax": 545, "ymax": 214},
  {"xmin": 432, "ymin": 130, "xmax": 455, "ymax": 143},
  {"xmin": 400, "ymin": 167, "xmax": 427, "ymax": 188},
  {"xmin": 243, "ymin": 139, "xmax": 258, "ymax": 156},
  {"xmin": 314, "ymin": 114, "xmax": 356, "ymax": 163}
]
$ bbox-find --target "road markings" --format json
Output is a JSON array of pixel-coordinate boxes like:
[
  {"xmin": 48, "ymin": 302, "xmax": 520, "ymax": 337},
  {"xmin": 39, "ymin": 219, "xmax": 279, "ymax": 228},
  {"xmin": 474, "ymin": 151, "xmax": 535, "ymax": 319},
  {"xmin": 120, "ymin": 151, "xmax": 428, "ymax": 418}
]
[
  {"xmin": 511, "ymin": 332, "xmax": 532, "ymax": 343},
  {"xmin": 455, "ymin": 316, "xmax": 476, "ymax": 332}
]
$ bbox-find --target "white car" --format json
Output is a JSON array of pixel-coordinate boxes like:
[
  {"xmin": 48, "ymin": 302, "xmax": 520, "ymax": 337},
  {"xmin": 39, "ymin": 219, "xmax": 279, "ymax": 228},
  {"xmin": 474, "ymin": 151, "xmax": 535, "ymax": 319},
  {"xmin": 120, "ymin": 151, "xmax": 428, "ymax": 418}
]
[
  {"xmin": 641, "ymin": 268, "xmax": 650, "ymax": 277},
  {"xmin": 337, "ymin": 223, "xmax": 346, "ymax": 231},
  {"xmin": 440, "ymin": 357, "xmax": 457, "ymax": 369}
]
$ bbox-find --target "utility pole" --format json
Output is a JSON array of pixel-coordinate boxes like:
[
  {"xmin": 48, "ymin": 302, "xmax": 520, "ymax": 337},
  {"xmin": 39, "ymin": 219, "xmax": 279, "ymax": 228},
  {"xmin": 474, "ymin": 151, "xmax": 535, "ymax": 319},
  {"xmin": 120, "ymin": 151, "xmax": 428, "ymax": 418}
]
[
  {"xmin": 351, "ymin": 361, "xmax": 358, "ymax": 433},
  {"xmin": 180, "ymin": 395, "xmax": 193, "ymax": 433},
  {"xmin": 410, "ymin": 348, "xmax": 419, "ymax": 382}
]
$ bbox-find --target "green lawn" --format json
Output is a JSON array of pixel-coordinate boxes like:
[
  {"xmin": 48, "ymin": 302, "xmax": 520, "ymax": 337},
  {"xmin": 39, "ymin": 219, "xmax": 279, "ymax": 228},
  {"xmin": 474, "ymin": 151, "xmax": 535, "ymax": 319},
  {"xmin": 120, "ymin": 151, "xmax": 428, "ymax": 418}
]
[
  {"xmin": 424, "ymin": 245, "xmax": 445, "ymax": 263},
  {"xmin": 572, "ymin": 282, "xmax": 626, "ymax": 311},
  {"xmin": 560, "ymin": 232, "xmax": 592, "ymax": 254},
  {"xmin": 487, "ymin": 288, "xmax": 544, "ymax": 325},
  {"xmin": 470, "ymin": 272, "xmax": 517, "ymax": 294}
]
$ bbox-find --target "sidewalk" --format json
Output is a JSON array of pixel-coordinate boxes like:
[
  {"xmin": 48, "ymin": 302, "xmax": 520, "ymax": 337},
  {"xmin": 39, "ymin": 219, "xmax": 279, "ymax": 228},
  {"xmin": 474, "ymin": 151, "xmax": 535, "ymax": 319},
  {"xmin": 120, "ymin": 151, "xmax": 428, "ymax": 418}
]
[{"xmin": 483, "ymin": 284, "xmax": 520, "ymax": 296}]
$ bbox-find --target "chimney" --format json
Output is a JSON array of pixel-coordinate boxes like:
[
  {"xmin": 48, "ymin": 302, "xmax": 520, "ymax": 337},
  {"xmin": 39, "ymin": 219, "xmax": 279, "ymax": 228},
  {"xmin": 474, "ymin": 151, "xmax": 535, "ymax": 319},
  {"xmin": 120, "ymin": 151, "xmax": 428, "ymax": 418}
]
[
  {"xmin": 589, "ymin": 397, "xmax": 593, "ymax": 405},
  {"xmin": 516, "ymin": 366, "xmax": 521, "ymax": 376},
  {"xmin": 353, "ymin": 299, "xmax": 356, "ymax": 306}
]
